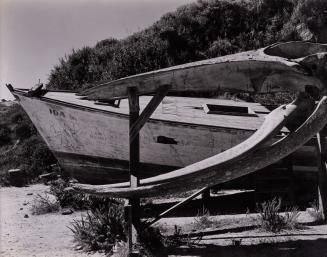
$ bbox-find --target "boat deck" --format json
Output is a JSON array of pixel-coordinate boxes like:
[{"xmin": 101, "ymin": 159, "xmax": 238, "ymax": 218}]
[{"xmin": 44, "ymin": 91, "xmax": 271, "ymax": 131}]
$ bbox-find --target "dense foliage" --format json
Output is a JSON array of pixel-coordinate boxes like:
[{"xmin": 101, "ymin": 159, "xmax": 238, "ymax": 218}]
[
  {"xmin": 47, "ymin": 0, "xmax": 327, "ymax": 92},
  {"xmin": 0, "ymin": 103, "xmax": 56, "ymax": 184}
]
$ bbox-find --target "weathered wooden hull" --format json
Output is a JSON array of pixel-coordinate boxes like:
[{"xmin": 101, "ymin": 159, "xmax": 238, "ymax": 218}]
[{"xmin": 13, "ymin": 90, "xmax": 261, "ymax": 184}]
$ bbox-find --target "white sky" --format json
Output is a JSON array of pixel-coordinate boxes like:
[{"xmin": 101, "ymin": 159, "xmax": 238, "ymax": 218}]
[{"xmin": 0, "ymin": 0, "xmax": 195, "ymax": 100}]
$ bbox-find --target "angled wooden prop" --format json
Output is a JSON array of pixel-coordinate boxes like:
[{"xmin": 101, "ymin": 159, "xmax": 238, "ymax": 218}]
[
  {"xmin": 73, "ymin": 96, "xmax": 327, "ymax": 198},
  {"xmin": 129, "ymin": 84, "xmax": 170, "ymax": 143}
]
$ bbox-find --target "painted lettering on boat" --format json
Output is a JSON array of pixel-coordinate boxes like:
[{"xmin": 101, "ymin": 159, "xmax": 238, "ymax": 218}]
[{"xmin": 49, "ymin": 108, "xmax": 65, "ymax": 117}]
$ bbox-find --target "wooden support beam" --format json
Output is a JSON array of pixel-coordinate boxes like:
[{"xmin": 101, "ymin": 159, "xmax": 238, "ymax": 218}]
[
  {"xmin": 124, "ymin": 204, "xmax": 133, "ymax": 254},
  {"xmin": 128, "ymin": 87, "xmax": 140, "ymax": 188},
  {"xmin": 146, "ymin": 186, "xmax": 209, "ymax": 226},
  {"xmin": 315, "ymin": 131, "xmax": 327, "ymax": 223},
  {"xmin": 127, "ymin": 87, "xmax": 140, "ymax": 256},
  {"xmin": 201, "ymin": 189, "xmax": 211, "ymax": 203},
  {"xmin": 129, "ymin": 85, "xmax": 170, "ymax": 143}
]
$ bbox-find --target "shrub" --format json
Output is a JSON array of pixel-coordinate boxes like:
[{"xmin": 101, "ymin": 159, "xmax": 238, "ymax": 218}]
[
  {"xmin": 0, "ymin": 125, "xmax": 11, "ymax": 146},
  {"xmin": 257, "ymin": 197, "xmax": 300, "ymax": 233},
  {"xmin": 14, "ymin": 122, "xmax": 34, "ymax": 140},
  {"xmin": 30, "ymin": 193, "xmax": 60, "ymax": 215},
  {"xmin": 49, "ymin": 178, "xmax": 89, "ymax": 210},
  {"xmin": 11, "ymin": 136, "xmax": 56, "ymax": 180},
  {"xmin": 137, "ymin": 225, "xmax": 194, "ymax": 256},
  {"xmin": 308, "ymin": 200, "xmax": 325, "ymax": 224},
  {"xmin": 206, "ymin": 38, "xmax": 239, "ymax": 58},
  {"xmin": 193, "ymin": 206, "xmax": 214, "ymax": 230},
  {"xmin": 137, "ymin": 226, "xmax": 166, "ymax": 257},
  {"xmin": 69, "ymin": 200, "xmax": 126, "ymax": 253}
]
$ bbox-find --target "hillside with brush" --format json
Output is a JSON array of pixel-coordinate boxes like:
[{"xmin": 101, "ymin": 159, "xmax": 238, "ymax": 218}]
[{"xmin": 47, "ymin": 0, "xmax": 327, "ymax": 92}]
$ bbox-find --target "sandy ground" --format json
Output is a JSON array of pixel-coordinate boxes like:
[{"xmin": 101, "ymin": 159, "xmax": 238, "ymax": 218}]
[
  {"xmin": 1, "ymin": 184, "xmax": 327, "ymax": 257},
  {"xmin": 0, "ymin": 184, "xmax": 105, "ymax": 257},
  {"xmin": 157, "ymin": 213, "xmax": 327, "ymax": 257}
]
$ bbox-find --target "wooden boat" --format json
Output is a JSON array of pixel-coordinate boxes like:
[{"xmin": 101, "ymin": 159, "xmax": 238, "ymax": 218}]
[
  {"xmin": 7, "ymin": 41, "xmax": 327, "ymax": 187},
  {"xmin": 8, "ymin": 88, "xmax": 274, "ymax": 184}
]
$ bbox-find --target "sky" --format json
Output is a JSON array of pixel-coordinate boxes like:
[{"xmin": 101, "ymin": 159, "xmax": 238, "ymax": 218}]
[{"xmin": 0, "ymin": 0, "xmax": 195, "ymax": 100}]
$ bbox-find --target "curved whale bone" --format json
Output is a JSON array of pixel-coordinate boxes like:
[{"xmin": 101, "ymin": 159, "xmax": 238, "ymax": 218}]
[
  {"xmin": 72, "ymin": 95, "xmax": 326, "ymax": 198},
  {"xmin": 79, "ymin": 41, "xmax": 327, "ymax": 100}
]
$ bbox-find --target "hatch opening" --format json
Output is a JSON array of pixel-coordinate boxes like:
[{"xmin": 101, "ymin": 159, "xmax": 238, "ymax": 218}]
[{"xmin": 203, "ymin": 104, "xmax": 257, "ymax": 117}]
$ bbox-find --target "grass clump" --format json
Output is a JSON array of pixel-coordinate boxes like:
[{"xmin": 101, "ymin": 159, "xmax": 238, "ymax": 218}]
[
  {"xmin": 138, "ymin": 225, "xmax": 198, "ymax": 256},
  {"xmin": 30, "ymin": 193, "xmax": 60, "ymax": 215},
  {"xmin": 49, "ymin": 178, "xmax": 89, "ymax": 210},
  {"xmin": 257, "ymin": 197, "xmax": 300, "ymax": 233},
  {"xmin": 193, "ymin": 206, "xmax": 215, "ymax": 230},
  {"xmin": 69, "ymin": 199, "xmax": 126, "ymax": 253},
  {"xmin": 308, "ymin": 200, "xmax": 325, "ymax": 224},
  {"xmin": 137, "ymin": 226, "xmax": 167, "ymax": 257}
]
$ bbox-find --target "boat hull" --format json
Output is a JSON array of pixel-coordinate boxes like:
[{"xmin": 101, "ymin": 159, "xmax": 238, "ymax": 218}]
[{"xmin": 14, "ymin": 92, "xmax": 256, "ymax": 184}]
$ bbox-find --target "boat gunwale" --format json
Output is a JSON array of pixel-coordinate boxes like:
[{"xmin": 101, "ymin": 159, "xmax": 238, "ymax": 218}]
[{"xmin": 12, "ymin": 88, "xmax": 267, "ymax": 133}]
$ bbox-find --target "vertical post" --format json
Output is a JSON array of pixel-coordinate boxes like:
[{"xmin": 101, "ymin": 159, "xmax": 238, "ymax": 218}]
[
  {"xmin": 127, "ymin": 87, "xmax": 140, "ymax": 256},
  {"xmin": 315, "ymin": 131, "xmax": 327, "ymax": 223},
  {"xmin": 128, "ymin": 87, "xmax": 140, "ymax": 189},
  {"xmin": 201, "ymin": 188, "xmax": 210, "ymax": 203},
  {"xmin": 124, "ymin": 203, "xmax": 133, "ymax": 253}
]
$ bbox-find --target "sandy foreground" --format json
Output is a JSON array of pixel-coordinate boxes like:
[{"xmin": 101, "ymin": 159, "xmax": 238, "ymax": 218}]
[
  {"xmin": 0, "ymin": 184, "xmax": 105, "ymax": 257},
  {"xmin": 1, "ymin": 184, "xmax": 327, "ymax": 257}
]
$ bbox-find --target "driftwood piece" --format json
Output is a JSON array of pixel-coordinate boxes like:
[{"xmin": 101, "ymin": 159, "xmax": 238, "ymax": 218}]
[
  {"xmin": 79, "ymin": 42, "xmax": 327, "ymax": 100},
  {"xmin": 73, "ymin": 96, "xmax": 327, "ymax": 198}
]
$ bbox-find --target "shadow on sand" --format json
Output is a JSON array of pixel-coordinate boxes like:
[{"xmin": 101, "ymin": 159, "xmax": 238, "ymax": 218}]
[
  {"xmin": 166, "ymin": 238, "xmax": 327, "ymax": 257},
  {"xmin": 142, "ymin": 191, "xmax": 256, "ymax": 218}
]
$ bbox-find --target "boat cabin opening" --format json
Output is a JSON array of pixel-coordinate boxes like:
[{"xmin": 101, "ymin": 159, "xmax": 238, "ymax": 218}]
[{"xmin": 203, "ymin": 103, "xmax": 257, "ymax": 117}]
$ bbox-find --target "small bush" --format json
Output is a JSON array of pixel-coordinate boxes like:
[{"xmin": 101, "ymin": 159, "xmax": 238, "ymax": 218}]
[
  {"xmin": 138, "ymin": 225, "xmax": 195, "ymax": 256},
  {"xmin": 0, "ymin": 125, "xmax": 11, "ymax": 146},
  {"xmin": 69, "ymin": 200, "xmax": 126, "ymax": 253},
  {"xmin": 193, "ymin": 206, "xmax": 214, "ymax": 230},
  {"xmin": 14, "ymin": 122, "xmax": 34, "ymax": 140},
  {"xmin": 50, "ymin": 178, "xmax": 89, "ymax": 210},
  {"xmin": 30, "ymin": 193, "xmax": 60, "ymax": 215},
  {"xmin": 284, "ymin": 206, "xmax": 301, "ymax": 229},
  {"xmin": 308, "ymin": 200, "xmax": 325, "ymax": 224},
  {"xmin": 257, "ymin": 197, "xmax": 300, "ymax": 233},
  {"xmin": 137, "ymin": 226, "xmax": 166, "ymax": 257}
]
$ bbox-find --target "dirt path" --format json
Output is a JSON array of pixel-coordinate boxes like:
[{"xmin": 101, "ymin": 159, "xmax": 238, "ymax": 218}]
[{"xmin": 0, "ymin": 184, "xmax": 104, "ymax": 257}]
